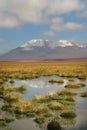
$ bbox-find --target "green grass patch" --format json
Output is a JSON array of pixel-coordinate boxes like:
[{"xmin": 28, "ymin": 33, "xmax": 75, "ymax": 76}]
[
  {"xmin": 80, "ymin": 92, "xmax": 87, "ymax": 97},
  {"xmin": 65, "ymin": 83, "xmax": 85, "ymax": 89},
  {"xmin": 34, "ymin": 117, "xmax": 45, "ymax": 124},
  {"xmin": 8, "ymin": 85, "xmax": 26, "ymax": 94},
  {"xmin": 9, "ymin": 80, "xmax": 15, "ymax": 84},
  {"xmin": 58, "ymin": 89, "xmax": 76, "ymax": 96},
  {"xmin": 49, "ymin": 79, "xmax": 64, "ymax": 84},
  {"xmin": 48, "ymin": 102, "xmax": 62, "ymax": 110},
  {"xmin": 47, "ymin": 120, "xmax": 62, "ymax": 130},
  {"xmin": 68, "ymin": 78, "xmax": 75, "ymax": 82},
  {"xmin": 60, "ymin": 110, "xmax": 76, "ymax": 119}
]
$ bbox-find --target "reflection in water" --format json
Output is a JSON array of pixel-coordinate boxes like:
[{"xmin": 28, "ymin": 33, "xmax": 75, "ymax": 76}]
[
  {"xmin": 10, "ymin": 76, "xmax": 68, "ymax": 100},
  {"xmin": 22, "ymin": 79, "xmax": 50, "ymax": 88},
  {"xmin": 21, "ymin": 78, "xmax": 67, "ymax": 88}
]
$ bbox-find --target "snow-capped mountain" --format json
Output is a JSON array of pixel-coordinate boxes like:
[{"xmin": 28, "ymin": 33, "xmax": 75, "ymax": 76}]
[
  {"xmin": 20, "ymin": 39, "xmax": 76, "ymax": 50},
  {"xmin": 0, "ymin": 39, "xmax": 87, "ymax": 60},
  {"xmin": 21, "ymin": 39, "xmax": 54, "ymax": 50},
  {"xmin": 21, "ymin": 39, "xmax": 74, "ymax": 48}
]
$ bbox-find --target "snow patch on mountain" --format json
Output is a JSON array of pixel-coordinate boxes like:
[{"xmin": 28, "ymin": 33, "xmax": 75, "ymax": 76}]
[
  {"xmin": 21, "ymin": 39, "xmax": 76, "ymax": 51},
  {"xmin": 21, "ymin": 39, "xmax": 46, "ymax": 50},
  {"xmin": 21, "ymin": 39, "xmax": 44, "ymax": 47},
  {"xmin": 58, "ymin": 40, "xmax": 74, "ymax": 47}
]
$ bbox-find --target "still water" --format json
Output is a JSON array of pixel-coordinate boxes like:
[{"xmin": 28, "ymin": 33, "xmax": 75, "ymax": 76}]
[{"xmin": 7, "ymin": 76, "xmax": 68, "ymax": 100}]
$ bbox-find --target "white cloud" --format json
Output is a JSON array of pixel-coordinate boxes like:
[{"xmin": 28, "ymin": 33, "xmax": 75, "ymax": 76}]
[
  {"xmin": 46, "ymin": 0, "xmax": 85, "ymax": 15},
  {"xmin": 43, "ymin": 31, "xmax": 56, "ymax": 36},
  {"xmin": 65, "ymin": 22, "xmax": 84, "ymax": 30},
  {"xmin": 0, "ymin": 14, "xmax": 20, "ymax": 28},
  {"xmin": 51, "ymin": 20, "xmax": 84, "ymax": 31},
  {"xmin": 0, "ymin": 0, "xmax": 85, "ymax": 28},
  {"xmin": 50, "ymin": 17, "xmax": 63, "ymax": 24}
]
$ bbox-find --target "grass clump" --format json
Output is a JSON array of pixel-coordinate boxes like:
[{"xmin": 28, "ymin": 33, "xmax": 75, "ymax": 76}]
[
  {"xmin": 8, "ymin": 85, "xmax": 26, "ymax": 94},
  {"xmin": 25, "ymin": 111, "xmax": 36, "ymax": 117},
  {"xmin": 35, "ymin": 105, "xmax": 49, "ymax": 116},
  {"xmin": 14, "ymin": 85, "xmax": 26, "ymax": 93},
  {"xmin": 32, "ymin": 95, "xmax": 51, "ymax": 103},
  {"xmin": 50, "ymin": 89, "xmax": 76, "ymax": 105},
  {"xmin": 60, "ymin": 109, "xmax": 76, "ymax": 119},
  {"xmin": 80, "ymin": 92, "xmax": 87, "ymax": 97},
  {"xmin": 65, "ymin": 83, "xmax": 85, "ymax": 89},
  {"xmin": 4, "ymin": 118, "xmax": 14, "ymax": 123},
  {"xmin": 68, "ymin": 78, "xmax": 74, "ymax": 82},
  {"xmin": 9, "ymin": 80, "xmax": 15, "ymax": 84},
  {"xmin": 49, "ymin": 79, "xmax": 64, "ymax": 84},
  {"xmin": 47, "ymin": 120, "xmax": 62, "ymax": 130},
  {"xmin": 48, "ymin": 102, "xmax": 63, "ymax": 110},
  {"xmin": 56, "ymin": 80, "xmax": 64, "ymax": 84},
  {"xmin": 58, "ymin": 99, "xmax": 75, "ymax": 105},
  {"xmin": 34, "ymin": 117, "xmax": 45, "ymax": 124},
  {"xmin": 58, "ymin": 89, "xmax": 76, "ymax": 96},
  {"xmin": 0, "ymin": 115, "xmax": 14, "ymax": 127}
]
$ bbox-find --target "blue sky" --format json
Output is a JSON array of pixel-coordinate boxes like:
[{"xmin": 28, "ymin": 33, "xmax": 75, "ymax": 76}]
[{"xmin": 0, "ymin": 0, "xmax": 87, "ymax": 54}]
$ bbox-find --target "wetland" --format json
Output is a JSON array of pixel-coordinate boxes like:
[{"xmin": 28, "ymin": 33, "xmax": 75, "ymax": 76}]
[{"xmin": 0, "ymin": 62, "xmax": 87, "ymax": 130}]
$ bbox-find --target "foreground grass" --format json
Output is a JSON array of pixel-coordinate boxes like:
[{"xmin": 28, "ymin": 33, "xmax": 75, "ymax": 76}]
[
  {"xmin": 0, "ymin": 61, "xmax": 87, "ymax": 129},
  {"xmin": 0, "ymin": 115, "xmax": 14, "ymax": 127},
  {"xmin": 0, "ymin": 85, "xmax": 76, "ymax": 127}
]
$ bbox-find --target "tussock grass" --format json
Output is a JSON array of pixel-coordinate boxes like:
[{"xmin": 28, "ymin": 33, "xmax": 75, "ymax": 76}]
[
  {"xmin": 34, "ymin": 117, "xmax": 45, "ymax": 124},
  {"xmin": 9, "ymin": 80, "xmax": 15, "ymax": 84},
  {"xmin": 47, "ymin": 120, "xmax": 62, "ymax": 130},
  {"xmin": 80, "ymin": 92, "xmax": 87, "ymax": 97},
  {"xmin": 49, "ymin": 79, "xmax": 64, "ymax": 84},
  {"xmin": 60, "ymin": 109, "xmax": 76, "ymax": 119},
  {"xmin": 65, "ymin": 83, "xmax": 85, "ymax": 89},
  {"xmin": 48, "ymin": 102, "xmax": 63, "ymax": 110}
]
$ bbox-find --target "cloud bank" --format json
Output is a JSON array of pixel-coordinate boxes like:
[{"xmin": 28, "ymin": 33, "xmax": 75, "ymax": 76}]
[{"xmin": 0, "ymin": 0, "xmax": 86, "ymax": 34}]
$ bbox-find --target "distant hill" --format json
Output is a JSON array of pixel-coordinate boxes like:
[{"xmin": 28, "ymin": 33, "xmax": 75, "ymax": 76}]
[{"xmin": 0, "ymin": 39, "xmax": 87, "ymax": 60}]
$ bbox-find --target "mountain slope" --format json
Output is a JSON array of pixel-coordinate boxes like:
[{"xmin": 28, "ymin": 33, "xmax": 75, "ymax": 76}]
[{"xmin": 0, "ymin": 39, "xmax": 87, "ymax": 60}]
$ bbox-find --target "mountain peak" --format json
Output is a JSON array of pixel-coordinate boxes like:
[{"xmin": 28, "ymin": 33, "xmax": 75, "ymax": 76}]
[
  {"xmin": 20, "ymin": 39, "xmax": 52, "ymax": 50},
  {"xmin": 0, "ymin": 39, "xmax": 87, "ymax": 60},
  {"xmin": 21, "ymin": 39, "xmax": 75, "ymax": 49},
  {"xmin": 21, "ymin": 39, "xmax": 44, "ymax": 48}
]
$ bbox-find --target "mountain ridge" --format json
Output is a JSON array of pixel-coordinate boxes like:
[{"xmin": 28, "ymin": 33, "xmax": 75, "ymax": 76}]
[{"xmin": 0, "ymin": 39, "xmax": 87, "ymax": 60}]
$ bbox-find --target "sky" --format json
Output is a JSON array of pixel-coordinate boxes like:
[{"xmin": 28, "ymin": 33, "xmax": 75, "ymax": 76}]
[{"xmin": 0, "ymin": 0, "xmax": 87, "ymax": 54}]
